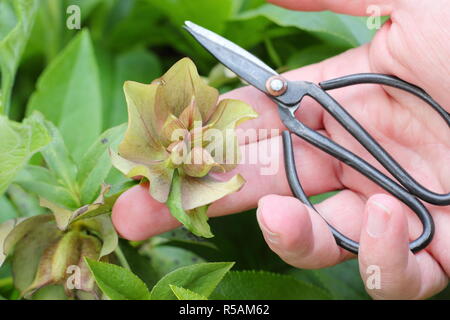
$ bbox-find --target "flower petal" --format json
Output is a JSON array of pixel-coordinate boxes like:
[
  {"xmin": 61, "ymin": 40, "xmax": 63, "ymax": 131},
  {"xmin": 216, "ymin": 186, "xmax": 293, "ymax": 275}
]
[
  {"xmin": 160, "ymin": 113, "xmax": 187, "ymax": 147},
  {"xmin": 110, "ymin": 150, "xmax": 174, "ymax": 203},
  {"xmin": 166, "ymin": 170, "xmax": 213, "ymax": 238},
  {"xmin": 182, "ymin": 147, "xmax": 218, "ymax": 178},
  {"xmin": 0, "ymin": 218, "xmax": 25, "ymax": 266},
  {"xmin": 153, "ymin": 58, "xmax": 219, "ymax": 120},
  {"xmin": 178, "ymin": 96, "xmax": 202, "ymax": 129},
  {"xmin": 3, "ymin": 215, "xmax": 55, "ymax": 256},
  {"xmin": 119, "ymin": 81, "xmax": 167, "ymax": 163},
  {"xmin": 181, "ymin": 174, "xmax": 245, "ymax": 210},
  {"xmin": 206, "ymin": 99, "xmax": 258, "ymax": 171},
  {"xmin": 207, "ymin": 98, "xmax": 258, "ymax": 130}
]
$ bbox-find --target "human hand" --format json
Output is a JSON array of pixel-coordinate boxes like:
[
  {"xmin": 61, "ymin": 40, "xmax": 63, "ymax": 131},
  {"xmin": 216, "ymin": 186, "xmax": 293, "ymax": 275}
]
[{"xmin": 112, "ymin": 0, "xmax": 450, "ymax": 299}]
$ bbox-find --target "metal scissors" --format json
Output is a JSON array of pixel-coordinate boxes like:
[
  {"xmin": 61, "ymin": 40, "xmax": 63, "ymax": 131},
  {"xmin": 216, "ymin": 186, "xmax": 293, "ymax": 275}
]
[{"xmin": 183, "ymin": 21, "xmax": 450, "ymax": 254}]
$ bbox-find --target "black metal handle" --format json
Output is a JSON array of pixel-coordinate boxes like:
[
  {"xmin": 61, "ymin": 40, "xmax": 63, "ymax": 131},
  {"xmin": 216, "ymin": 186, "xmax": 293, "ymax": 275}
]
[
  {"xmin": 318, "ymin": 74, "xmax": 450, "ymax": 205},
  {"xmin": 277, "ymin": 74, "xmax": 449, "ymax": 254},
  {"xmin": 279, "ymin": 111, "xmax": 434, "ymax": 254}
]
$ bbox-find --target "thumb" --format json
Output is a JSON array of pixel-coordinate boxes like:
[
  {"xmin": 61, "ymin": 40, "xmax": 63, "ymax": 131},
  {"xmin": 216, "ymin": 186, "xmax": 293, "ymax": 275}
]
[{"xmin": 358, "ymin": 194, "xmax": 445, "ymax": 299}]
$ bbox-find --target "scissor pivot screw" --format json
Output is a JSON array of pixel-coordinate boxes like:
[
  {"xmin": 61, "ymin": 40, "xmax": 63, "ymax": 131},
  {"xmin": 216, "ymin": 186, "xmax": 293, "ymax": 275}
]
[{"xmin": 266, "ymin": 76, "xmax": 287, "ymax": 96}]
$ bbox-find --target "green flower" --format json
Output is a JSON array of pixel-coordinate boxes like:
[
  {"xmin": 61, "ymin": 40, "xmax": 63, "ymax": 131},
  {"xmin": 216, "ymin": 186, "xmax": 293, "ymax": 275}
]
[
  {"xmin": 0, "ymin": 186, "xmax": 118, "ymax": 299},
  {"xmin": 111, "ymin": 58, "xmax": 258, "ymax": 237}
]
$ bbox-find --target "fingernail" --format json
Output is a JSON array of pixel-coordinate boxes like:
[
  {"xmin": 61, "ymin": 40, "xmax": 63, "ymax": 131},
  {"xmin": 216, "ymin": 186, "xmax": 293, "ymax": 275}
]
[
  {"xmin": 367, "ymin": 200, "xmax": 391, "ymax": 238},
  {"xmin": 256, "ymin": 207, "xmax": 279, "ymax": 244}
]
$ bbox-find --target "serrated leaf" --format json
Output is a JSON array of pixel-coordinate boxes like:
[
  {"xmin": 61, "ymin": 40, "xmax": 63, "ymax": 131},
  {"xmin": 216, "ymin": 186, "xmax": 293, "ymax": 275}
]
[
  {"xmin": 27, "ymin": 29, "xmax": 103, "ymax": 159},
  {"xmin": 140, "ymin": 244, "xmax": 206, "ymax": 280},
  {"xmin": 118, "ymin": 240, "xmax": 159, "ymax": 288},
  {"xmin": 150, "ymin": 262, "xmax": 234, "ymax": 300},
  {"xmin": 0, "ymin": 113, "xmax": 51, "ymax": 196},
  {"xmin": 170, "ymin": 285, "xmax": 208, "ymax": 300},
  {"xmin": 211, "ymin": 271, "xmax": 332, "ymax": 300},
  {"xmin": 85, "ymin": 258, "xmax": 150, "ymax": 300},
  {"xmin": 0, "ymin": 0, "xmax": 39, "ymax": 114}
]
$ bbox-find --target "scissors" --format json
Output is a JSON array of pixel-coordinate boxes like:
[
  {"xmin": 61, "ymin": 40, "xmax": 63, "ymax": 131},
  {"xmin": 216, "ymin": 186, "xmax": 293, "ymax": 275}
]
[{"xmin": 183, "ymin": 21, "xmax": 450, "ymax": 254}]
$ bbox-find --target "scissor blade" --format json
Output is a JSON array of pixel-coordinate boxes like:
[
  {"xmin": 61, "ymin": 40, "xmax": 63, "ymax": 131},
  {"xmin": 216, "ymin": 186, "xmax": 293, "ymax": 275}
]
[{"xmin": 184, "ymin": 21, "xmax": 278, "ymax": 93}]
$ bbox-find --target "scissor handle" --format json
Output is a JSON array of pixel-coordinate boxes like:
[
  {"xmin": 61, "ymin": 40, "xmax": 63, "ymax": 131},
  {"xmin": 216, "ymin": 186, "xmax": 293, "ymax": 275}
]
[
  {"xmin": 318, "ymin": 74, "xmax": 450, "ymax": 205},
  {"xmin": 278, "ymin": 73, "xmax": 449, "ymax": 254}
]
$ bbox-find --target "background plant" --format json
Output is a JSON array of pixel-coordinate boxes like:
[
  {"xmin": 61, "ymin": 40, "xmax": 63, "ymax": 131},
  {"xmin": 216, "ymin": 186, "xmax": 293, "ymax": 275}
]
[{"xmin": 0, "ymin": 0, "xmax": 448, "ymax": 300}]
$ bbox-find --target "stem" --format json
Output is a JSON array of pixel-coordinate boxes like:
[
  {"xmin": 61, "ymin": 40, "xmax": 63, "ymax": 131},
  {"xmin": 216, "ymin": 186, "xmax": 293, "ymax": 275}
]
[
  {"xmin": 114, "ymin": 245, "xmax": 131, "ymax": 270},
  {"xmin": 0, "ymin": 277, "xmax": 13, "ymax": 288}
]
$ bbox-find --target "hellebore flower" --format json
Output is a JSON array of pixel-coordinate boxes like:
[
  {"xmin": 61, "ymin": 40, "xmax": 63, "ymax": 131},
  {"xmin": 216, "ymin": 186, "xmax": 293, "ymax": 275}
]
[
  {"xmin": 111, "ymin": 58, "xmax": 258, "ymax": 237},
  {"xmin": 0, "ymin": 185, "xmax": 118, "ymax": 299}
]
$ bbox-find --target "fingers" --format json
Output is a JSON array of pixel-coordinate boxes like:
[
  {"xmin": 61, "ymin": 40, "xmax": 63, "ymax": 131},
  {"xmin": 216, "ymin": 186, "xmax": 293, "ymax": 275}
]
[
  {"xmin": 112, "ymin": 134, "xmax": 343, "ymax": 240},
  {"xmin": 268, "ymin": 0, "xmax": 394, "ymax": 16},
  {"xmin": 256, "ymin": 190, "xmax": 365, "ymax": 269},
  {"xmin": 359, "ymin": 194, "xmax": 448, "ymax": 299}
]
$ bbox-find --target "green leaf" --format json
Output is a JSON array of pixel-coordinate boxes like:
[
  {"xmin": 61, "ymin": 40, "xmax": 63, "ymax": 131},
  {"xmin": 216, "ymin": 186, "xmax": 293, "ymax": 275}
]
[
  {"xmin": 150, "ymin": 262, "xmax": 234, "ymax": 300},
  {"xmin": 106, "ymin": 0, "xmax": 164, "ymax": 52},
  {"xmin": 0, "ymin": 0, "xmax": 39, "ymax": 114},
  {"xmin": 239, "ymin": 4, "xmax": 375, "ymax": 47},
  {"xmin": 0, "ymin": 196, "xmax": 19, "ymax": 223},
  {"xmin": 289, "ymin": 260, "xmax": 370, "ymax": 300},
  {"xmin": 211, "ymin": 271, "xmax": 332, "ymax": 300},
  {"xmin": 118, "ymin": 240, "xmax": 159, "ymax": 288},
  {"xmin": 27, "ymin": 29, "xmax": 103, "ymax": 159},
  {"xmin": 77, "ymin": 124, "xmax": 126, "ymax": 204},
  {"xmin": 148, "ymin": 0, "xmax": 233, "ymax": 33},
  {"xmin": 207, "ymin": 210, "xmax": 286, "ymax": 271},
  {"xmin": 140, "ymin": 244, "xmax": 206, "ymax": 280},
  {"xmin": 97, "ymin": 49, "xmax": 161, "ymax": 129},
  {"xmin": 39, "ymin": 184, "xmax": 117, "ymax": 231},
  {"xmin": 170, "ymin": 285, "xmax": 208, "ymax": 300},
  {"xmin": 13, "ymin": 165, "xmax": 79, "ymax": 209},
  {"xmin": 287, "ymin": 44, "xmax": 345, "ymax": 69},
  {"xmin": 31, "ymin": 285, "xmax": 67, "ymax": 300},
  {"xmin": 0, "ymin": 113, "xmax": 51, "ymax": 196},
  {"xmin": 166, "ymin": 170, "xmax": 213, "ymax": 238},
  {"xmin": 146, "ymin": 0, "xmax": 234, "ymax": 64},
  {"xmin": 5, "ymin": 184, "xmax": 46, "ymax": 218},
  {"xmin": 158, "ymin": 227, "xmax": 218, "ymax": 258},
  {"xmin": 85, "ymin": 258, "xmax": 151, "ymax": 300},
  {"xmin": 38, "ymin": 120, "xmax": 80, "ymax": 208}
]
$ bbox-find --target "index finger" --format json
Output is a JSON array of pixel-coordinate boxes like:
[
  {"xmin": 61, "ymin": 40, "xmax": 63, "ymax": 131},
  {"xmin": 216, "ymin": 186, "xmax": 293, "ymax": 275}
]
[{"xmin": 268, "ymin": 0, "xmax": 394, "ymax": 16}]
